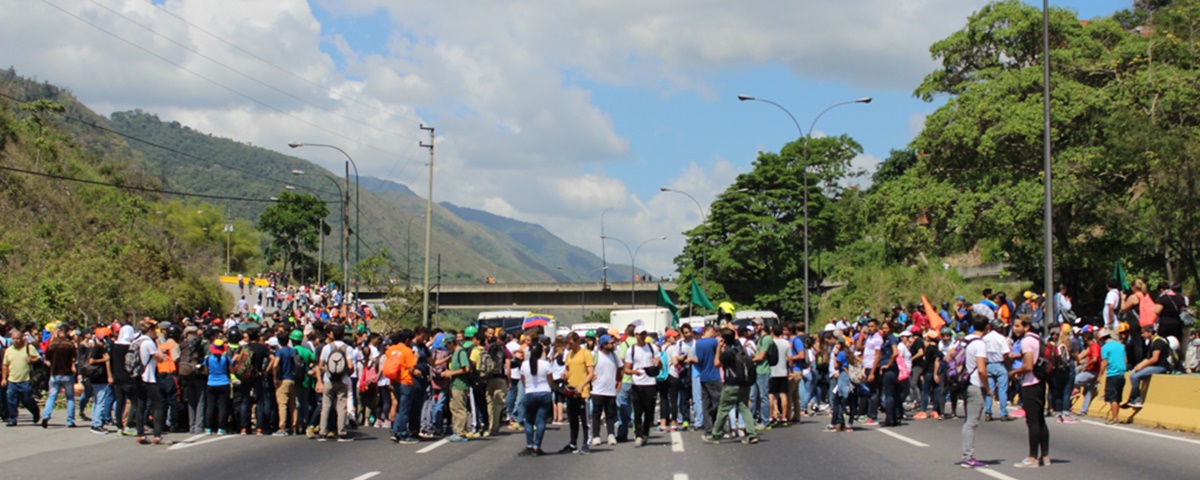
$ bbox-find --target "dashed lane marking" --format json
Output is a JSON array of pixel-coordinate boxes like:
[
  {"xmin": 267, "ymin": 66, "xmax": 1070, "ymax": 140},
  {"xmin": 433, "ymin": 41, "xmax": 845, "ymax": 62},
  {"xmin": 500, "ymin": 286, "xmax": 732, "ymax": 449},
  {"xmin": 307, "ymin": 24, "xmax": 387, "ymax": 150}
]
[
  {"xmin": 673, "ymin": 474, "xmax": 689, "ymax": 480},
  {"xmin": 416, "ymin": 439, "xmax": 448, "ymax": 454},
  {"xmin": 975, "ymin": 467, "xmax": 1021, "ymax": 480},
  {"xmin": 1080, "ymin": 420, "xmax": 1200, "ymax": 446},
  {"xmin": 670, "ymin": 431, "xmax": 685, "ymax": 453},
  {"xmin": 349, "ymin": 472, "xmax": 380, "ymax": 480},
  {"xmin": 166, "ymin": 435, "xmax": 235, "ymax": 450},
  {"xmin": 876, "ymin": 428, "xmax": 930, "ymax": 447}
]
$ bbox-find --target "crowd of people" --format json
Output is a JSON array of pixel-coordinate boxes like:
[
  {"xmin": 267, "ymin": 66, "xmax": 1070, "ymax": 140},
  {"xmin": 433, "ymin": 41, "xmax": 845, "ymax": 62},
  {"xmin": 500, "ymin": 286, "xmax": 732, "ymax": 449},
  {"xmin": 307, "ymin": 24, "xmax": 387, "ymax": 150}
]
[{"xmin": 2, "ymin": 278, "xmax": 1197, "ymax": 469}]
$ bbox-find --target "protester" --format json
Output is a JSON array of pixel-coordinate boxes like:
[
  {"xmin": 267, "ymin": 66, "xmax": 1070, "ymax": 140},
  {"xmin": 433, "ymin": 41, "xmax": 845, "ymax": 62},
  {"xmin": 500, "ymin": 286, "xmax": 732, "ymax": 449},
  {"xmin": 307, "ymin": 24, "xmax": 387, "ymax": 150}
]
[
  {"xmin": 519, "ymin": 342, "xmax": 552, "ymax": 456},
  {"xmin": 701, "ymin": 329, "xmax": 758, "ymax": 445},
  {"xmin": 1010, "ymin": 318, "xmax": 1049, "ymax": 468}
]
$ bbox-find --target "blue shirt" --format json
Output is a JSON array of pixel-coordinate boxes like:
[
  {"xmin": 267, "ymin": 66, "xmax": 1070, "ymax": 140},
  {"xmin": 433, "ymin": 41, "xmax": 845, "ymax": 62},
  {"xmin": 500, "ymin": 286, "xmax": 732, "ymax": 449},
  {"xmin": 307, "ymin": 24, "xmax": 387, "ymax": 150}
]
[
  {"xmin": 1011, "ymin": 340, "xmax": 1023, "ymax": 370},
  {"xmin": 789, "ymin": 337, "xmax": 806, "ymax": 372},
  {"xmin": 694, "ymin": 337, "xmax": 720, "ymax": 383},
  {"xmin": 880, "ymin": 336, "xmax": 899, "ymax": 371},
  {"xmin": 205, "ymin": 354, "xmax": 231, "ymax": 386},
  {"xmin": 1101, "ymin": 340, "xmax": 1126, "ymax": 377},
  {"xmin": 275, "ymin": 347, "xmax": 296, "ymax": 381}
]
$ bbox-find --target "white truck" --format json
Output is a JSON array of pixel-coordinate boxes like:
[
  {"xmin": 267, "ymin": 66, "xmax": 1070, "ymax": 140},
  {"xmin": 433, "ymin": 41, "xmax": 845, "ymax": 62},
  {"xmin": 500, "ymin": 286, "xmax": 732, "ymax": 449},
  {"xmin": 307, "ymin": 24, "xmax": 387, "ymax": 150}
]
[
  {"xmin": 733, "ymin": 310, "xmax": 781, "ymax": 330},
  {"xmin": 610, "ymin": 307, "xmax": 674, "ymax": 336}
]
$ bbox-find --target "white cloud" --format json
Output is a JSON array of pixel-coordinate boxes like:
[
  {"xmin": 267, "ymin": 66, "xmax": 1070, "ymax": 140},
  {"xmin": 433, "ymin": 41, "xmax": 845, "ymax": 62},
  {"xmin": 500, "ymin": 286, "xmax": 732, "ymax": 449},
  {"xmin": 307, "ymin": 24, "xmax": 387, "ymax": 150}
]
[{"xmin": 908, "ymin": 112, "xmax": 929, "ymax": 136}]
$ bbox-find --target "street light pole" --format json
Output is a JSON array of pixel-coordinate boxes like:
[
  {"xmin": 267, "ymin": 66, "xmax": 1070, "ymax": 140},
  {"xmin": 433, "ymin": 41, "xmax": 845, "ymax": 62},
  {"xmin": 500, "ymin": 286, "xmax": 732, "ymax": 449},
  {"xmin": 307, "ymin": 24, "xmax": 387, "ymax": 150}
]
[
  {"xmin": 660, "ymin": 188, "xmax": 707, "ymax": 294},
  {"xmin": 419, "ymin": 124, "xmax": 436, "ymax": 328},
  {"xmin": 224, "ymin": 223, "xmax": 233, "ymax": 275},
  {"xmin": 600, "ymin": 207, "xmax": 614, "ymax": 289},
  {"xmin": 601, "ymin": 235, "xmax": 665, "ymax": 308},
  {"xmin": 738, "ymin": 94, "xmax": 870, "ymax": 333},
  {"xmin": 1041, "ymin": 0, "xmax": 1056, "ymax": 324},
  {"xmin": 290, "ymin": 143, "xmax": 361, "ymax": 303}
]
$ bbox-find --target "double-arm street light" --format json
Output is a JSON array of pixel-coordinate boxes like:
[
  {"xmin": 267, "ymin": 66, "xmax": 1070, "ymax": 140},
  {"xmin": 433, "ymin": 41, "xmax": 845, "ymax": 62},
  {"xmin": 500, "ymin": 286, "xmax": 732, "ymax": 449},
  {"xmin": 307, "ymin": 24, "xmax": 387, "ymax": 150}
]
[
  {"xmin": 290, "ymin": 142, "xmax": 360, "ymax": 302},
  {"xmin": 601, "ymin": 235, "xmax": 666, "ymax": 308},
  {"xmin": 737, "ymin": 94, "xmax": 871, "ymax": 332}
]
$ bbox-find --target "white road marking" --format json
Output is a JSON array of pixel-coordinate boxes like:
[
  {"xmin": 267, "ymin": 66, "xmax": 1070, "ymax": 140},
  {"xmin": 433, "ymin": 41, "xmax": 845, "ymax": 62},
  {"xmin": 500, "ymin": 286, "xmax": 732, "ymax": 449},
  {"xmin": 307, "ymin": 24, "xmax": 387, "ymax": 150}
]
[
  {"xmin": 876, "ymin": 428, "xmax": 929, "ymax": 447},
  {"xmin": 1080, "ymin": 420, "xmax": 1200, "ymax": 446},
  {"xmin": 179, "ymin": 433, "xmax": 207, "ymax": 443},
  {"xmin": 670, "ymin": 431, "xmax": 685, "ymax": 453},
  {"xmin": 416, "ymin": 439, "xmax": 448, "ymax": 453},
  {"xmin": 167, "ymin": 435, "xmax": 235, "ymax": 450},
  {"xmin": 349, "ymin": 472, "xmax": 380, "ymax": 480},
  {"xmin": 975, "ymin": 468, "xmax": 1021, "ymax": 480},
  {"xmin": 673, "ymin": 474, "xmax": 689, "ymax": 480}
]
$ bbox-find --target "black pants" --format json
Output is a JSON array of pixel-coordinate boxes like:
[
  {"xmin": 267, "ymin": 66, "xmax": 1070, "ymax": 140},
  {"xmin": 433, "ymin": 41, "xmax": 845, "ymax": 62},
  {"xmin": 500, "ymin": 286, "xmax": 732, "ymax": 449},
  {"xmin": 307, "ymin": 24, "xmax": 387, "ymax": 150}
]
[
  {"xmin": 1021, "ymin": 383, "xmax": 1050, "ymax": 459},
  {"xmin": 631, "ymin": 384, "xmax": 656, "ymax": 439},
  {"xmin": 206, "ymin": 385, "xmax": 231, "ymax": 431},
  {"xmin": 591, "ymin": 395, "xmax": 617, "ymax": 439},
  {"xmin": 112, "ymin": 383, "xmax": 133, "ymax": 429},
  {"xmin": 157, "ymin": 373, "xmax": 179, "ymax": 432},
  {"xmin": 700, "ymin": 381, "xmax": 722, "ymax": 429},
  {"xmin": 660, "ymin": 377, "xmax": 680, "ymax": 422},
  {"xmin": 566, "ymin": 396, "xmax": 588, "ymax": 447},
  {"xmin": 131, "ymin": 381, "xmax": 165, "ymax": 438}
]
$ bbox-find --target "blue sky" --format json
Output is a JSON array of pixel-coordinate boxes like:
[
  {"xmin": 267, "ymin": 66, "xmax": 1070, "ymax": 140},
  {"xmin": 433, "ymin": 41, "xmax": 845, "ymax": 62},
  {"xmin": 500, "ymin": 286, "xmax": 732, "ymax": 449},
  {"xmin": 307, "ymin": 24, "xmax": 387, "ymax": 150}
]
[{"xmin": 5, "ymin": 0, "xmax": 1141, "ymax": 276}]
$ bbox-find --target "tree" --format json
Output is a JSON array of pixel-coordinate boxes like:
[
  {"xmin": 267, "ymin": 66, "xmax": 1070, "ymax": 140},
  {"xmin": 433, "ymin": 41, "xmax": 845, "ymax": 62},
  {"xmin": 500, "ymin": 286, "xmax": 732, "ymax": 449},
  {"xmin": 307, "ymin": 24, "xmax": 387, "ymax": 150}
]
[{"xmin": 257, "ymin": 191, "xmax": 329, "ymax": 282}]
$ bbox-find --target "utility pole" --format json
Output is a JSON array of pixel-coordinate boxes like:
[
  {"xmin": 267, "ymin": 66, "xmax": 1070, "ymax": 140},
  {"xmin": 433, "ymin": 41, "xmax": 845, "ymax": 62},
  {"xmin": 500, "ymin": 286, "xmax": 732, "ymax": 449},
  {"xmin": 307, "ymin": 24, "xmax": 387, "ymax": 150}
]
[
  {"xmin": 224, "ymin": 223, "xmax": 233, "ymax": 275},
  {"xmin": 343, "ymin": 161, "xmax": 351, "ymax": 316},
  {"xmin": 419, "ymin": 124, "xmax": 436, "ymax": 328},
  {"xmin": 436, "ymin": 253, "xmax": 442, "ymax": 327},
  {"xmin": 1041, "ymin": 0, "xmax": 1056, "ymax": 325}
]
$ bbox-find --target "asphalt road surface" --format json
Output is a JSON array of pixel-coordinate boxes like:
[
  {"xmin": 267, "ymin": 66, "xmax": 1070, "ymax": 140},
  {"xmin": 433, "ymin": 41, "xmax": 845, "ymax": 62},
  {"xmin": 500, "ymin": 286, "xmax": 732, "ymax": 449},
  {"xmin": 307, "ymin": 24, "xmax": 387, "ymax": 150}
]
[{"xmin": 4, "ymin": 407, "xmax": 1199, "ymax": 480}]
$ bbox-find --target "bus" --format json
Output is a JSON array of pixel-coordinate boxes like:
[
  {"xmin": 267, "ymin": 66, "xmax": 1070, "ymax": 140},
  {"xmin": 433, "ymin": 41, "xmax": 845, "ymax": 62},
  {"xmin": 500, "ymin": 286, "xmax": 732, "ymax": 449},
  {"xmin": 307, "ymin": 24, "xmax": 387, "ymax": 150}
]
[
  {"xmin": 733, "ymin": 310, "xmax": 781, "ymax": 330},
  {"xmin": 475, "ymin": 310, "xmax": 557, "ymax": 337}
]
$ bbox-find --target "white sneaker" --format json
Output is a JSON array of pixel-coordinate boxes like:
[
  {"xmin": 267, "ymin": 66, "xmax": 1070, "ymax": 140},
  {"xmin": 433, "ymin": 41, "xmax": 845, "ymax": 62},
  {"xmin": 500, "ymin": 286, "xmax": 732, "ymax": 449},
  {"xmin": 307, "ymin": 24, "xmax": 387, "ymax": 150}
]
[
  {"xmin": 590, "ymin": 436, "xmax": 601, "ymax": 447},
  {"xmin": 607, "ymin": 434, "xmax": 617, "ymax": 446},
  {"xmin": 634, "ymin": 437, "xmax": 645, "ymax": 447}
]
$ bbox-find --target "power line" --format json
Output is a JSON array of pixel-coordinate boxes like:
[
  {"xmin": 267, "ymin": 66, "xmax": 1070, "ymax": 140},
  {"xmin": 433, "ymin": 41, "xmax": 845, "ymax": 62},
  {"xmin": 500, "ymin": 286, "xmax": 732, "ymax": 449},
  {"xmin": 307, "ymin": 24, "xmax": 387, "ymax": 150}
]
[
  {"xmin": 39, "ymin": 0, "xmax": 411, "ymax": 161},
  {"xmin": 0, "ymin": 91, "xmax": 336, "ymax": 198},
  {"xmin": 87, "ymin": 0, "xmax": 425, "ymax": 152},
  {"xmin": 0, "ymin": 164, "xmax": 325, "ymax": 203}
]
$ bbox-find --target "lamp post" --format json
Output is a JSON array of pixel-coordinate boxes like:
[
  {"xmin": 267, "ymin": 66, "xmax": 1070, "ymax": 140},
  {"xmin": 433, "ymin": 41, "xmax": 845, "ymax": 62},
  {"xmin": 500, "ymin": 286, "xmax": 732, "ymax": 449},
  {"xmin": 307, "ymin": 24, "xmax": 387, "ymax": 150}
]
[
  {"xmin": 290, "ymin": 143, "xmax": 360, "ymax": 302},
  {"xmin": 290, "ymin": 170, "xmax": 347, "ymax": 297},
  {"xmin": 224, "ymin": 223, "xmax": 233, "ymax": 275},
  {"xmin": 557, "ymin": 266, "xmax": 608, "ymax": 320},
  {"xmin": 738, "ymin": 94, "xmax": 870, "ymax": 333},
  {"xmin": 1040, "ymin": 0, "xmax": 1055, "ymax": 324},
  {"xmin": 602, "ymin": 235, "xmax": 666, "ymax": 308},
  {"xmin": 600, "ymin": 207, "xmax": 614, "ymax": 289},
  {"xmin": 660, "ymin": 188, "xmax": 708, "ymax": 293}
]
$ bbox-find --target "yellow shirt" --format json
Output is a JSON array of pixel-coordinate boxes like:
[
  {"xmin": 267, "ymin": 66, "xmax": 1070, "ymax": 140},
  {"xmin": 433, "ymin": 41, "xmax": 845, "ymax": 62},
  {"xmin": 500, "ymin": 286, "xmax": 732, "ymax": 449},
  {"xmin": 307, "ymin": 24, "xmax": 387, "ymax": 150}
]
[
  {"xmin": 565, "ymin": 348, "xmax": 595, "ymax": 398},
  {"xmin": 469, "ymin": 347, "xmax": 481, "ymax": 368},
  {"xmin": 3, "ymin": 344, "xmax": 41, "ymax": 383}
]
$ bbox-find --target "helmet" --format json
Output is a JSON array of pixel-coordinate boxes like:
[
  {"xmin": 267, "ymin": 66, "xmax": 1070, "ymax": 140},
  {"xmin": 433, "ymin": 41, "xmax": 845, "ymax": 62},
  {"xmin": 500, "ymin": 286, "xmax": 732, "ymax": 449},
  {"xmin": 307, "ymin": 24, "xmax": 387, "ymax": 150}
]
[
  {"xmin": 289, "ymin": 329, "xmax": 303, "ymax": 343},
  {"xmin": 464, "ymin": 326, "xmax": 479, "ymax": 338},
  {"xmin": 227, "ymin": 328, "xmax": 243, "ymax": 343},
  {"xmin": 941, "ymin": 302, "xmax": 950, "ymax": 310},
  {"xmin": 1118, "ymin": 322, "xmax": 1130, "ymax": 333},
  {"xmin": 165, "ymin": 324, "xmax": 183, "ymax": 340},
  {"xmin": 940, "ymin": 327, "xmax": 952, "ymax": 336}
]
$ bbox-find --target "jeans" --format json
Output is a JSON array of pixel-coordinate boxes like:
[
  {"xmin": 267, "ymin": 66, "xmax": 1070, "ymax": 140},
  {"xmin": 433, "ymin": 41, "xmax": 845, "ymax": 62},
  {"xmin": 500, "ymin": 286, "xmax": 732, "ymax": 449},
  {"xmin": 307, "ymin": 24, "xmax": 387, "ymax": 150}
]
[
  {"xmin": 752, "ymin": 373, "xmax": 770, "ymax": 423},
  {"xmin": 430, "ymin": 388, "xmax": 449, "ymax": 433},
  {"xmin": 523, "ymin": 391, "xmax": 552, "ymax": 448},
  {"xmin": 79, "ymin": 379, "xmax": 93, "ymax": 418},
  {"xmin": 505, "ymin": 379, "xmax": 524, "ymax": 423},
  {"xmin": 6, "ymin": 381, "xmax": 39, "ymax": 423},
  {"xmin": 799, "ymin": 371, "xmax": 816, "ymax": 413},
  {"xmin": 961, "ymin": 386, "xmax": 984, "ymax": 460},
  {"xmin": 985, "ymin": 363, "xmax": 1009, "ymax": 417},
  {"xmin": 1021, "ymin": 383, "xmax": 1050, "ymax": 459},
  {"xmin": 590, "ymin": 394, "xmax": 617, "ymax": 439},
  {"xmin": 184, "ymin": 376, "xmax": 205, "ymax": 434},
  {"xmin": 616, "ymin": 382, "xmax": 633, "ymax": 440},
  {"xmin": 392, "ymin": 383, "xmax": 416, "ymax": 439},
  {"xmin": 206, "ymin": 385, "xmax": 231, "ymax": 431},
  {"xmin": 91, "ymin": 383, "xmax": 113, "ymax": 429},
  {"xmin": 299, "ymin": 386, "xmax": 317, "ymax": 430},
  {"xmin": 831, "ymin": 390, "xmax": 849, "ymax": 427},
  {"xmin": 255, "ymin": 377, "xmax": 273, "ymax": 432},
  {"xmin": 690, "ymin": 375, "xmax": 704, "ymax": 427},
  {"xmin": 157, "ymin": 373, "xmax": 178, "ymax": 431},
  {"xmin": 1074, "ymin": 371, "xmax": 1097, "ymax": 413},
  {"xmin": 631, "ymin": 384, "xmax": 656, "ymax": 439},
  {"xmin": 710, "ymin": 385, "xmax": 757, "ymax": 439},
  {"xmin": 43, "ymin": 375, "xmax": 76, "ymax": 425},
  {"xmin": 408, "ymin": 380, "xmax": 427, "ymax": 435},
  {"xmin": 867, "ymin": 375, "xmax": 882, "ymax": 421},
  {"xmin": 1128, "ymin": 366, "xmax": 1166, "ymax": 401},
  {"xmin": 112, "ymin": 384, "xmax": 133, "ymax": 429},
  {"xmin": 918, "ymin": 368, "xmax": 936, "ymax": 412},
  {"xmin": 882, "ymin": 370, "xmax": 903, "ymax": 424}
]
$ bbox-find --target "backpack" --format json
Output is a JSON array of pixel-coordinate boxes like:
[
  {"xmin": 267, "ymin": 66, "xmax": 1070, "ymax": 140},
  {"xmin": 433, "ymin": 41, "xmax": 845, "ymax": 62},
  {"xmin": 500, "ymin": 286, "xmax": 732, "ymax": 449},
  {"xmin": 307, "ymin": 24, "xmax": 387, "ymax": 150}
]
[
  {"xmin": 360, "ymin": 359, "xmax": 380, "ymax": 392},
  {"xmin": 1030, "ymin": 334, "xmax": 1055, "ymax": 382},
  {"xmin": 326, "ymin": 344, "xmax": 349, "ymax": 382},
  {"xmin": 124, "ymin": 337, "xmax": 150, "ymax": 380},
  {"xmin": 656, "ymin": 349, "xmax": 670, "ymax": 382},
  {"xmin": 382, "ymin": 345, "xmax": 405, "ymax": 382},
  {"xmin": 896, "ymin": 347, "xmax": 911, "ymax": 382},
  {"xmin": 1051, "ymin": 343, "xmax": 1071, "ymax": 377},
  {"xmin": 231, "ymin": 347, "xmax": 257, "ymax": 381},
  {"xmin": 478, "ymin": 345, "xmax": 504, "ymax": 379},
  {"xmin": 724, "ymin": 345, "xmax": 755, "ymax": 387},
  {"xmin": 1153, "ymin": 336, "xmax": 1180, "ymax": 371},
  {"xmin": 80, "ymin": 344, "xmax": 103, "ymax": 379},
  {"xmin": 177, "ymin": 338, "xmax": 202, "ymax": 378},
  {"xmin": 945, "ymin": 338, "xmax": 982, "ymax": 396},
  {"xmin": 765, "ymin": 339, "xmax": 779, "ymax": 366}
]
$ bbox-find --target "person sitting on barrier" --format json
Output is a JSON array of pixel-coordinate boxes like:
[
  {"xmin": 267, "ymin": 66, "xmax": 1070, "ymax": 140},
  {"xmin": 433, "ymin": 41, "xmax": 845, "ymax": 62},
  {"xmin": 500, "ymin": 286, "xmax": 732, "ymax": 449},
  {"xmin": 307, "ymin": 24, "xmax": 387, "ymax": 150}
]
[{"xmin": 1123, "ymin": 325, "xmax": 1172, "ymax": 409}]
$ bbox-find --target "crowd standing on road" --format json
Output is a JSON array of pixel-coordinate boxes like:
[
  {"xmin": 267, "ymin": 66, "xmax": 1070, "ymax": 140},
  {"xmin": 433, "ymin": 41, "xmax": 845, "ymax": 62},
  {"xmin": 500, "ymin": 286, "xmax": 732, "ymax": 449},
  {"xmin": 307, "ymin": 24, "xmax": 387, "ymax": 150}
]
[{"xmin": 1, "ymin": 278, "xmax": 1197, "ymax": 470}]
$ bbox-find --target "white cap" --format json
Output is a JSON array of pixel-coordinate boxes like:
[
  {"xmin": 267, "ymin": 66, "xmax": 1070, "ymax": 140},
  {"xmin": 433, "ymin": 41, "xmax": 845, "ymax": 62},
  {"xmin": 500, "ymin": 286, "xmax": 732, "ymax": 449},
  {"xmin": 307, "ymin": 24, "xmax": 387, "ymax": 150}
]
[
  {"xmin": 824, "ymin": 324, "xmax": 836, "ymax": 331},
  {"xmin": 634, "ymin": 325, "xmax": 647, "ymax": 335}
]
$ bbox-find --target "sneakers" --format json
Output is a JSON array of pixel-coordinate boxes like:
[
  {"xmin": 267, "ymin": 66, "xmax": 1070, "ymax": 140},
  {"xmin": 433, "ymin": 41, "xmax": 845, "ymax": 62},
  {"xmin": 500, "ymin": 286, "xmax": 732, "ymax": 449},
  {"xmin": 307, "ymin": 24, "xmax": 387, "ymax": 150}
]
[
  {"xmin": 741, "ymin": 436, "xmax": 759, "ymax": 445},
  {"xmin": 634, "ymin": 437, "xmax": 645, "ymax": 447},
  {"xmin": 700, "ymin": 434, "xmax": 721, "ymax": 444},
  {"xmin": 447, "ymin": 434, "xmax": 469, "ymax": 443},
  {"xmin": 41, "ymin": 418, "xmax": 49, "ymax": 429},
  {"xmin": 272, "ymin": 431, "xmax": 288, "ymax": 437},
  {"xmin": 1127, "ymin": 398, "xmax": 1144, "ymax": 409},
  {"xmin": 217, "ymin": 429, "xmax": 227, "ymax": 436},
  {"xmin": 89, "ymin": 426, "xmax": 109, "ymax": 435},
  {"xmin": 589, "ymin": 437, "xmax": 601, "ymax": 447},
  {"xmin": 961, "ymin": 458, "xmax": 986, "ymax": 469},
  {"xmin": 559, "ymin": 444, "xmax": 577, "ymax": 454},
  {"xmin": 1011, "ymin": 409, "xmax": 1026, "ymax": 418},
  {"xmin": 823, "ymin": 425, "xmax": 838, "ymax": 433},
  {"xmin": 607, "ymin": 434, "xmax": 617, "ymax": 446},
  {"xmin": 913, "ymin": 412, "xmax": 928, "ymax": 420},
  {"xmin": 930, "ymin": 412, "xmax": 941, "ymax": 420},
  {"xmin": 399, "ymin": 438, "xmax": 419, "ymax": 445},
  {"xmin": 1061, "ymin": 415, "xmax": 1080, "ymax": 424},
  {"xmin": 1014, "ymin": 458, "xmax": 1039, "ymax": 468},
  {"xmin": 337, "ymin": 435, "xmax": 354, "ymax": 443},
  {"xmin": 985, "ymin": 413, "xmax": 994, "ymax": 422},
  {"xmin": 861, "ymin": 418, "xmax": 879, "ymax": 427}
]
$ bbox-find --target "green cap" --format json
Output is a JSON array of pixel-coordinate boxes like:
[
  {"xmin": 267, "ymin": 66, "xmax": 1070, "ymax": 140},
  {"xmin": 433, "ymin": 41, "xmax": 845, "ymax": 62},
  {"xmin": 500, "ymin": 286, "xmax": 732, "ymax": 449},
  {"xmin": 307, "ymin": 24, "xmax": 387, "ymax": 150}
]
[
  {"xmin": 464, "ymin": 326, "xmax": 478, "ymax": 338},
  {"xmin": 585, "ymin": 330, "xmax": 596, "ymax": 338},
  {"xmin": 289, "ymin": 329, "xmax": 303, "ymax": 342}
]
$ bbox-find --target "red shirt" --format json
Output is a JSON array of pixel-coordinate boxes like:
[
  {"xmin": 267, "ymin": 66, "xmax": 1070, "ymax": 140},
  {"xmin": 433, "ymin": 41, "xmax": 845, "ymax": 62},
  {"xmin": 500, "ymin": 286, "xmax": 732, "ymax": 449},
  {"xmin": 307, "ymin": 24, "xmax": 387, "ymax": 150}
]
[{"xmin": 1085, "ymin": 341, "xmax": 1101, "ymax": 373}]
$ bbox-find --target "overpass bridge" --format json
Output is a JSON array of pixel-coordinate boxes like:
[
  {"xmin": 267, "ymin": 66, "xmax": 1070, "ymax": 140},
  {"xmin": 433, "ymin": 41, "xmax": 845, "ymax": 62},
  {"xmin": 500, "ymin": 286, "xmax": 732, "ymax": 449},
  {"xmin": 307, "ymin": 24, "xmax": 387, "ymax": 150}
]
[{"xmin": 359, "ymin": 282, "xmax": 679, "ymax": 310}]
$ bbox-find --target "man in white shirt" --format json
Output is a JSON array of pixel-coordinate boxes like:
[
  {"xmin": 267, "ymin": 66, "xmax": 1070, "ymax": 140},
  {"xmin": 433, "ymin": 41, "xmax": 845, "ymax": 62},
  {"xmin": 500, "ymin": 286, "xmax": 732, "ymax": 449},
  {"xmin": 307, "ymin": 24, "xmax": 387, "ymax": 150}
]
[
  {"xmin": 982, "ymin": 319, "xmax": 1011, "ymax": 421},
  {"xmin": 589, "ymin": 334, "xmax": 622, "ymax": 446},
  {"xmin": 130, "ymin": 320, "xmax": 165, "ymax": 444},
  {"xmin": 623, "ymin": 326, "xmax": 660, "ymax": 447},
  {"xmin": 1102, "ymin": 278, "xmax": 1121, "ymax": 331},
  {"xmin": 317, "ymin": 326, "xmax": 355, "ymax": 441},
  {"xmin": 677, "ymin": 323, "xmax": 701, "ymax": 431},
  {"xmin": 961, "ymin": 315, "xmax": 991, "ymax": 468},
  {"xmin": 862, "ymin": 319, "xmax": 883, "ymax": 425}
]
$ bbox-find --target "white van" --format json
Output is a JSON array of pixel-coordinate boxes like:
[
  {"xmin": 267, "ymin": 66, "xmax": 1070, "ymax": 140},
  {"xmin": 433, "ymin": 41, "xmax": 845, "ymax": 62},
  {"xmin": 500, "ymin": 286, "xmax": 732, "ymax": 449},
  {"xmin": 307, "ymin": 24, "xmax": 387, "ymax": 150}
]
[
  {"xmin": 570, "ymin": 322, "xmax": 611, "ymax": 336},
  {"xmin": 733, "ymin": 310, "xmax": 781, "ymax": 330},
  {"xmin": 476, "ymin": 310, "xmax": 558, "ymax": 337},
  {"xmin": 610, "ymin": 308, "xmax": 673, "ymax": 336}
]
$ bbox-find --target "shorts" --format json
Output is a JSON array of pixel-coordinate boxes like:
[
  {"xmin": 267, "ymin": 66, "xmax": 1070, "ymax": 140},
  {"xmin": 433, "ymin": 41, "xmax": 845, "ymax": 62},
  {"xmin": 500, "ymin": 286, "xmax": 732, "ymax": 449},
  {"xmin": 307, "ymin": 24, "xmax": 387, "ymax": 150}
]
[
  {"xmin": 768, "ymin": 377, "xmax": 788, "ymax": 395},
  {"xmin": 1104, "ymin": 375, "xmax": 1125, "ymax": 403}
]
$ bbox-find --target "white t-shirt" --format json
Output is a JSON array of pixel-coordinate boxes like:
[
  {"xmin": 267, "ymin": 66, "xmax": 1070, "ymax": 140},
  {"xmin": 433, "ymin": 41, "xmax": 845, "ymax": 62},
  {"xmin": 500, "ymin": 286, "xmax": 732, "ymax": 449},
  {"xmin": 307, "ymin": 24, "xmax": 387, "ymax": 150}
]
[
  {"xmin": 1102, "ymin": 289, "xmax": 1121, "ymax": 328},
  {"xmin": 506, "ymin": 341, "xmax": 522, "ymax": 379},
  {"xmin": 972, "ymin": 303, "xmax": 996, "ymax": 321},
  {"xmin": 863, "ymin": 333, "xmax": 883, "ymax": 369},
  {"xmin": 770, "ymin": 338, "xmax": 789, "ymax": 378},
  {"xmin": 137, "ymin": 335, "xmax": 158, "ymax": 384},
  {"xmin": 551, "ymin": 352, "xmax": 567, "ymax": 381},
  {"xmin": 624, "ymin": 342, "xmax": 660, "ymax": 386},
  {"xmin": 964, "ymin": 336, "xmax": 988, "ymax": 388},
  {"xmin": 522, "ymin": 359, "xmax": 553, "ymax": 394},
  {"xmin": 591, "ymin": 350, "xmax": 621, "ymax": 397},
  {"xmin": 983, "ymin": 331, "xmax": 1008, "ymax": 364},
  {"xmin": 665, "ymin": 343, "xmax": 683, "ymax": 378},
  {"xmin": 320, "ymin": 341, "xmax": 359, "ymax": 385}
]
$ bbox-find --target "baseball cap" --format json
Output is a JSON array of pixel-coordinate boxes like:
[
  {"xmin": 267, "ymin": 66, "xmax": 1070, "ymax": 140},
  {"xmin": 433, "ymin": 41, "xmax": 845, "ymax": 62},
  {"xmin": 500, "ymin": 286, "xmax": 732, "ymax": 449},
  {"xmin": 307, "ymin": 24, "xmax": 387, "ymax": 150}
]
[
  {"xmin": 956, "ymin": 296, "xmax": 966, "ymax": 301},
  {"xmin": 634, "ymin": 325, "xmax": 647, "ymax": 335},
  {"xmin": 1023, "ymin": 291, "xmax": 1035, "ymax": 300},
  {"xmin": 664, "ymin": 329, "xmax": 679, "ymax": 337},
  {"xmin": 752, "ymin": 317, "xmax": 764, "ymax": 325},
  {"xmin": 899, "ymin": 330, "xmax": 913, "ymax": 338},
  {"xmin": 1097, "ymin": 328, "xmax": 1112, "ymax": 339},
  {"xmin": 599, "ymin": 334, "xmax": 614, "ymax": 345}
]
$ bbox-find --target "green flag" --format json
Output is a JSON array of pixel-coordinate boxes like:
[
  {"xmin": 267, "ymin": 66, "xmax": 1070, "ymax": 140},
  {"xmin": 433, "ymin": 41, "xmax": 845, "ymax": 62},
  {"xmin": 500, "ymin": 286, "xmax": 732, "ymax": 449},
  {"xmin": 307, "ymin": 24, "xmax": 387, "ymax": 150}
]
[
  {"xmin": 657, "ymin": 283, "xmax": 679, "ymax": 327},
  {"xmin": 1112, "ymin": 259, "xmax": 1130, "ymax": 291},
  {"xmin": 690, "ymin": 279, "xmax": 716, "ymax": 311}
]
